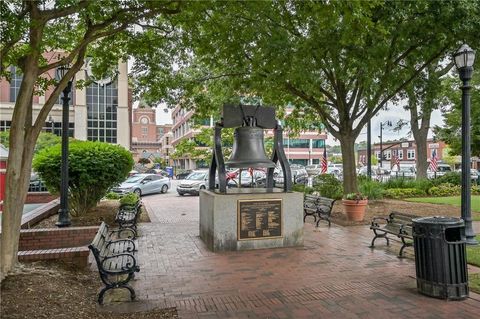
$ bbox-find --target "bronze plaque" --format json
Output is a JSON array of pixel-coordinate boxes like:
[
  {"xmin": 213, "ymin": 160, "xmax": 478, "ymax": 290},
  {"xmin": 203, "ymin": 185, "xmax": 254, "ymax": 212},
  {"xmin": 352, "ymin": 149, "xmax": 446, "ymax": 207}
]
[{"xmin": 237, "ymin": 199, "xmax": 282, "ymax": 240}]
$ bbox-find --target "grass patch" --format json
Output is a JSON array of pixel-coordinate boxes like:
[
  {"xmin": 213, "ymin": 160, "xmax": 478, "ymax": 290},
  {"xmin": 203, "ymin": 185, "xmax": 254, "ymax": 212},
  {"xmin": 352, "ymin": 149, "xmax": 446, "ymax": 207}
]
[
  {"xmin": 471, "ymin": 273, "xmax": 480, "ymax": 294},
  {"xmin": 405, "ymin": 196, "xmax": 480, "ymax": 220},
  {"xmin": 467, "ymin": 235, "xmax": 480, "ymax": 267}
]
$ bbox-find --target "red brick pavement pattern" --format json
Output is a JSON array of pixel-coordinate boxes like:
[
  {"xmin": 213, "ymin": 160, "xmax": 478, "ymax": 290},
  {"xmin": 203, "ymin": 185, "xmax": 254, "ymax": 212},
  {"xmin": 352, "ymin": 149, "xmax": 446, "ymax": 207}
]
[{"xmin": 128, "ymin": 193, "xmax": 480, "ymax": 318}]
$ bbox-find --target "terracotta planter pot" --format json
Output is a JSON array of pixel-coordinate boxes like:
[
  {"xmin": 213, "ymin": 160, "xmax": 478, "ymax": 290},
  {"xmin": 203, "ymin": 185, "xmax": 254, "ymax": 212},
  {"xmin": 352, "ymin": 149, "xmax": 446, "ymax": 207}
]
[{"xmin": 342, "ymin": 199, "xmax": 368, "ymax": 222}]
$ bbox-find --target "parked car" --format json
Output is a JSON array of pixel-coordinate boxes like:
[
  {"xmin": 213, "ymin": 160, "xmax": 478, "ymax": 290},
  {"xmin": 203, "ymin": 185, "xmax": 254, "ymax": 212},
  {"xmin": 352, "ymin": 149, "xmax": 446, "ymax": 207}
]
[
  {"xmin": 177, "ymin": 170, "xmax": 210, "ymax": 195},
  {"xmin": 428, "ymin": 164, "xmax": 451, "ymax": 179},
  {"xmin": 392, "ymin": 166, "xmax": 415, "ymax": 179},
  {"xmin": 274, "ymin": 167, "xmax": 308, "ymax": 188},
  {"xmin": 456, "ymin": 168, "xmax": 479, "ymax": 183},
  {"xmin": 111, "ymin": 173, "xmax": 170, "ymax": 196},
  {"xmin": 176, "ymin": 170, "xmax": 193, "ymax": 180},
  {"xmin": 227, "ymin": 169, "xmax": 267, "ymax": 188},
  {"xmin": 145, "ymin": 168, "xmax": 171, "ymax": 178}
]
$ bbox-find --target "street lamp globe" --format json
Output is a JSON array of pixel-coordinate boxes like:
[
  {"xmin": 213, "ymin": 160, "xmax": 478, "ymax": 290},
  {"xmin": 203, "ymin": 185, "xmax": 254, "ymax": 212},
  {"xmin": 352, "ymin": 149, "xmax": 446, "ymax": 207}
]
[{"xmin": 454, "ymin": 44, "xmax": 475, "ymax": 70}]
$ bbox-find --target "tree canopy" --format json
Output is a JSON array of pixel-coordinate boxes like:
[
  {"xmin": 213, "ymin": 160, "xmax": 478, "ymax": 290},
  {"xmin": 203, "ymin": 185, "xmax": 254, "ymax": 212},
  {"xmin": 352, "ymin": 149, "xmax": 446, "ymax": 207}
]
[
  {"xmin": 133, "ymin": 0, "xmax": 480, "ymax": 193},
  {"xmin": 435, "ymin": 72, "xmax": 480, "ymax": 157}
]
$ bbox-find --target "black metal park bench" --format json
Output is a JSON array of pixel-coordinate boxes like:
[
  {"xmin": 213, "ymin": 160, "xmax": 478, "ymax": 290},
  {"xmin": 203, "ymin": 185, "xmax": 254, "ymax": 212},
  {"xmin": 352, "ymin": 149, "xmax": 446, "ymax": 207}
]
[
  {"xmin": 303, "ymin": 194, "xmax": 336, "ymax": 227},
  {"xmin": 88, "ymin": 222, "xmax": 140, "ymax": 304},
  {"xmin": 115, "ymin": 199, "xmax": 142, "ymax": 237},
  {"xmin": 369, "ymin": 211, "xmax": 419, "ymax": 258}
]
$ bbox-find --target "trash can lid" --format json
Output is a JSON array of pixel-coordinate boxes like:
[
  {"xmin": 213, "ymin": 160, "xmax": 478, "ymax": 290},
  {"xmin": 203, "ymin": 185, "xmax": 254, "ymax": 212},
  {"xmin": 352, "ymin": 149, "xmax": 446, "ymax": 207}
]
[{"xmin": 412, "ymin": 216, "xmax": 464, "ymax": 226}]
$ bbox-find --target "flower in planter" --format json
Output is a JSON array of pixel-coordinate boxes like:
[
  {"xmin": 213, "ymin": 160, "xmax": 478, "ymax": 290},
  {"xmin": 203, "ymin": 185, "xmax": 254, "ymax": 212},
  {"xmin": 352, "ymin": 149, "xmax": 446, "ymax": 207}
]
[{"xmin": 344, "ymin": 192, "xmax": 368, "ymax": 202}]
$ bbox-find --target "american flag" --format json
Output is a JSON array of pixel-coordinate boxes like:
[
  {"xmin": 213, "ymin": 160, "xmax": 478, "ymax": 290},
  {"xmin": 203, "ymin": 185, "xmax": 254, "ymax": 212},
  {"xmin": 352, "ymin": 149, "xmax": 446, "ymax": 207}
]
[
  {"xmin": 392, "ymin": 152, "xmax": 400, "ymax": 169},
  {"xmin": 429, "ymin": 149, "xmax": 438, "ymax": 172},
  {"xmin": 321, "ymin": 148, "xmax": 328, "ymax": 174}
]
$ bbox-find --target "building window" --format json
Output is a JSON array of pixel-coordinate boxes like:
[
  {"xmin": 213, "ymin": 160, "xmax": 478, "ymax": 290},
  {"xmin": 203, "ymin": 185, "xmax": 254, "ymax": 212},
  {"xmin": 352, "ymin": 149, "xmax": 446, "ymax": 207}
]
[
  {"xmin": 407, "ymin": 149, "xmax": 415, "ymax": 160},
  {"xmin": 9, "ymin": 66, "xmax": 22, "ymax": 102},
  {"xmin": 142, "ymin": 127, "xmax": 148, "ymax": 136},
  {"xmin": 376, "ymin": 151, "xmax": 381, "ymax": 160},
  {"xmin": 86, "ymin": 77, "xmax": 118, "ymax": 143},
  {"xmin": 385, "ymin": 150, "xmax": 391, "ymax": 160},
  {"xmin": 311, "ymin": 139, "xmax": 325, "ymax": 148},
  {"xmin": 398, "ymin": 150, "xmax": 403, "ymax": 159},
  {"xmin": 284, "ymin": 139, "xmax": 310, "ymax": 148},
  {"xmin": 0, "ymin": 120, "xmax": 12, "ymax": 131}
]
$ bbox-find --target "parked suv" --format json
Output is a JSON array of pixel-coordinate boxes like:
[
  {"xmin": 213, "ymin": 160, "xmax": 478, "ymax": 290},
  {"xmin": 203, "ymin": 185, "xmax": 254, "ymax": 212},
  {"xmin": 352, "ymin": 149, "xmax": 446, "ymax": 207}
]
[
  {"xmin": 305, "ymin": 164, "xmax": 322, "ymax": 176},
  {"xmin": 177, "ymin": 170, "xmax": 210, "ymax": 196}
]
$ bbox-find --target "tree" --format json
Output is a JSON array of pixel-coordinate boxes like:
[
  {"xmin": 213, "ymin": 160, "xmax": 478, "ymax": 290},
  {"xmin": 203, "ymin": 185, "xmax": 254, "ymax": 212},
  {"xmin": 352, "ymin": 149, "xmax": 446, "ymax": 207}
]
[
  {"xmin": 1, "ymin": 0, "xmax": 182, "ymax": 277},
  {"xmin": 0, "ymin": 130, "xmax": 61, "ymax": 154},
  {"xmin": 33, "ymin": 140, "xmax": 133, "ymax": 215},
  {"xmin": 402, "ymin": 59, "xmax": 454, "ymax": 179},
  {"xmin": 134, "ymin": 1, "xmax": 479, "ymax": 194},
  {"xmin": 435, "ymin": 72, "xmax": 480, "ymax": 158}
]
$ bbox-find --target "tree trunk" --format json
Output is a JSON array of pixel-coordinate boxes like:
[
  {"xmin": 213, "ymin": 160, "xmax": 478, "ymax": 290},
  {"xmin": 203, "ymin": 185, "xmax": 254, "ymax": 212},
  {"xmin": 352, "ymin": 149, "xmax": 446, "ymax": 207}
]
[
  {"xmin": 413, "ymin": 127, "xmax": 429, "ymax": 180},
  {"xmin": 339, "ymin": 135, "xmax": 357, "ymax": 194},
  {"xmin": 1, "ymin": 85, "xmax": 39, "ymax": 278}
]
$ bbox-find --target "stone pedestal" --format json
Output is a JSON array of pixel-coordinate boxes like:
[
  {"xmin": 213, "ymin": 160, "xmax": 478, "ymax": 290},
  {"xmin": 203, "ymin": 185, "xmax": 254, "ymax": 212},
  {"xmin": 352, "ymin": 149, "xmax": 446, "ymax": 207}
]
[{"xmin": 199, "ymin": 189, "xmax": 304, "ymax": 252}]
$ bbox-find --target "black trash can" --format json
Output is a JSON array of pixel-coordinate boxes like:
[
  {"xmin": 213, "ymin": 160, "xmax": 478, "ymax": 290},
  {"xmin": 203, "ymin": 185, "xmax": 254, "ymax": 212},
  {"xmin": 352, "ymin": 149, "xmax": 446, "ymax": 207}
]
[{"xmin": 412, "ymin": 216, "xmax": 468, "ymax": 300}]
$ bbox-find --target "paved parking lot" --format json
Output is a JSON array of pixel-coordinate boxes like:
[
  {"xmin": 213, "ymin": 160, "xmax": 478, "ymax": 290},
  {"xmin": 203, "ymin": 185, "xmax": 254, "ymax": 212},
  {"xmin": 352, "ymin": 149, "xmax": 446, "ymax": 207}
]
[{"xmin": 125, "ymin": 183, "xmax": 480, "ymax": 318}]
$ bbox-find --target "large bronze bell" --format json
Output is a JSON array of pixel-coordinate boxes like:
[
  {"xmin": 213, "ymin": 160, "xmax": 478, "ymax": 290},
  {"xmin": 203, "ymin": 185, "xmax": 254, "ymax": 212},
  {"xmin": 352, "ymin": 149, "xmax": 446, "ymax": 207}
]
[{"xmin": 226, "ymin": 126, "xmax": 276, "ymax": 169}]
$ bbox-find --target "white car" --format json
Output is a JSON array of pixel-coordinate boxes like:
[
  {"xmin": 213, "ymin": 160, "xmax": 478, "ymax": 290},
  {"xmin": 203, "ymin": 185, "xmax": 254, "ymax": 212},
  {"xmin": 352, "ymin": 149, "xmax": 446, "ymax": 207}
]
[
  {"xmin": 456, "ymin": 168, "xmax": 479, "ymax": 183},
  {"xmin": 177, "ymin": 170, "xmax": 210, "ymax": 196},
  {"xmin": 428, "ymin": 164, "xmax": 452, "ymax": 179}
]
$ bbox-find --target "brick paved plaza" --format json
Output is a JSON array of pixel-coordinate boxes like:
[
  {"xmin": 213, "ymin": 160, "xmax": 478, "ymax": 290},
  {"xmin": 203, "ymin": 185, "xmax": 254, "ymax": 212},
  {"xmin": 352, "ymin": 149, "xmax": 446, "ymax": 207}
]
[{"xmin": 111, "ymin": 182, "xmax": 480, "ymax": 318}]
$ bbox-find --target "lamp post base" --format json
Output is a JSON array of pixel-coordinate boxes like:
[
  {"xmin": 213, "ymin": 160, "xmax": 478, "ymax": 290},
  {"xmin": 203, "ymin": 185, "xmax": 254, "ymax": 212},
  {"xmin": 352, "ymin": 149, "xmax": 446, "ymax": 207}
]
[{"xmin": 56, "ymin": 208, "xmax": 71, "ymax": 227}]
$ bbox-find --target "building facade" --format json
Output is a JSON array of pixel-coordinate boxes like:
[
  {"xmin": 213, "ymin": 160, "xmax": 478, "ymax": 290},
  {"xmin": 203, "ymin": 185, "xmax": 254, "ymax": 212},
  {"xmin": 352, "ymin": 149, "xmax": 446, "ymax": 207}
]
[
  {"xmin": 0, "ymin": 56, "xmax": 130, "ymax": 149},
  {"xmin": 357, "ymin": 139, "xmax": 448, "ymax": 168}
]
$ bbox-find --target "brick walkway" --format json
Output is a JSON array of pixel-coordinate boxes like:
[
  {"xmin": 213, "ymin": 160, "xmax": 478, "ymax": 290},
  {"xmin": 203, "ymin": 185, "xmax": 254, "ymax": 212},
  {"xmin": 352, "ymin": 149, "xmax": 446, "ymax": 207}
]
[{"xmin": 126, "ymin": 190, "xmax": 480, "ymax": 318}]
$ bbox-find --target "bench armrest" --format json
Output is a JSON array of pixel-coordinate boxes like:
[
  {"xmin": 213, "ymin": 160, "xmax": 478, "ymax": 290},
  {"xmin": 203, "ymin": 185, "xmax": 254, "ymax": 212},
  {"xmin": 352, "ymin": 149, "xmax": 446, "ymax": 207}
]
[
  {"xmin": 109, "ymin": 227, "xmax": 136, "ymax": 239},
  {"xmin": 371, "ymin": 216, "xmax": 389, "ymax": 227},
  {"xmin": 101, "ymin": 253, "xmax": 139, "ymax": 273}
]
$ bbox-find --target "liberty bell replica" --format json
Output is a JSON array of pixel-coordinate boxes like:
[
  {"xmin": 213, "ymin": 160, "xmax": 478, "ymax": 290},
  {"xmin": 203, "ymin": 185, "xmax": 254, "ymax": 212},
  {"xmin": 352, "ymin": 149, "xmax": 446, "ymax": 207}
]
[
  {"xmin": 226, "ymin": 126, "xmax": 276, "ymax": 169},
  {"xmin": 208, "ymin": 104, "xmax": 292, "ymax": 193}
]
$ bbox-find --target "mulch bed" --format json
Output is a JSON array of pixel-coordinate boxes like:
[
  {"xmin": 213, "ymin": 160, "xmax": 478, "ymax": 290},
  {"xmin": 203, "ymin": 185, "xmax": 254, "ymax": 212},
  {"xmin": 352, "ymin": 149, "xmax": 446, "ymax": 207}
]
[
  {"xmin": 1, "ymin": 262, "xmax": 178, "ymax": 319},
  {"xmin": 34, "ymin": 200, "xmax": 150, "ymax": 228},
  {"xmin": 1, "ymin": 200, "xmax": 164, "ymax": 319},
  {"xmin": 328, "ymin": 199, "xmax": 480, "ymax": 226}
]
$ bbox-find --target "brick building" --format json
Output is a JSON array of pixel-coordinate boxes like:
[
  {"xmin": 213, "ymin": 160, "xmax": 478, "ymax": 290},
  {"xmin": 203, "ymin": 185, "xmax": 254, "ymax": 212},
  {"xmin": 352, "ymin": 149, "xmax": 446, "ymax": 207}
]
[{"xmin": 357, "ymin": 139, "xmax": 448, "ymax": 168}]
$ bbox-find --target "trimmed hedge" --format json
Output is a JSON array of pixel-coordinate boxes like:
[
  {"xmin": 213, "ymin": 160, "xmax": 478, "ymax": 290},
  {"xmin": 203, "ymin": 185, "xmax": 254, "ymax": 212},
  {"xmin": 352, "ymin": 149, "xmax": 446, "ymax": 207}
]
[
  {"xmin": 383, "ymin": 188, "xmax": 425, "ymax": 199},
  {"xmin": 33, "ymin": 140, "xmax": 133, "ymax": 215}
]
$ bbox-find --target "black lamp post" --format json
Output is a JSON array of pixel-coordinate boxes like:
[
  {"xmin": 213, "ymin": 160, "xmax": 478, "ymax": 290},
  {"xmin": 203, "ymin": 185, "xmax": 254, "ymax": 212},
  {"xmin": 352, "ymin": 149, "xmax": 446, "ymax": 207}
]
[
  {"xmin": 454, "ymin": 44, "xmax": 477, "ymax": 245},
  {"xmin": 378, "ymin": 120, "xmax": 392, "ymax": 168},
  {"xmin": 48, "ymin": 115, "xmax": 55, "ymax": 134},
  {"xmin": 367, "ymin": 119, "xmax": 372, "ymax": 178},
  {"xmin": 56, "ymin": 65, "xmax": 73, "ymax": 228}
]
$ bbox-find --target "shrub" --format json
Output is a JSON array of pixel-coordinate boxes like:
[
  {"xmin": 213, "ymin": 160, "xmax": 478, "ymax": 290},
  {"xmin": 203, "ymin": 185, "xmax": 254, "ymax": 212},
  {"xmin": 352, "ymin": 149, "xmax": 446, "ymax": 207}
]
[
  {"xmin": 105, "ymin": 192, "xmax": 121, "ymax": 200},
  {"xmin": 432, "ymin": 172, "xmax": 461, "ymax": 186},
  {"xmin": 358, "ymin": 178, "xmax": 384, "ymax": 200},
  {"xmin": 473, "ymin": 186, "xmax": 480, "ymax": 195},
  {"xmin": 33, "ymin": 140, "xmax": 134, "ymax": 216},
  {"xmin": 428, "ymin": 183, "xmax": 461, "ymax": 197},
  {"xmin": 312, "ymin": 174, "xmax": 343, "ymax": 199},
  {"xmin": 120, "ymin": 192, "xmax": 140, "ymax": 206},
  {"xmin": 291, "ymin": 184, "xmax": 314, "ymax": 194},
  {"xmin": 383, "ymin": 188, "xmax": 425, "ymax": 199}
]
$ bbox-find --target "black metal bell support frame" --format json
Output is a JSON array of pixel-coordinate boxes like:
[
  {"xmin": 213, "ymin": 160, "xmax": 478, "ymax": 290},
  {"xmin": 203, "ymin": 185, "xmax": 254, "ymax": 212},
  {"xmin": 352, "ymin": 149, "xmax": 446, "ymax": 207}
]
[{"xmin": 209, "ymin": 104, "xmax": 292, "ymax": 193}]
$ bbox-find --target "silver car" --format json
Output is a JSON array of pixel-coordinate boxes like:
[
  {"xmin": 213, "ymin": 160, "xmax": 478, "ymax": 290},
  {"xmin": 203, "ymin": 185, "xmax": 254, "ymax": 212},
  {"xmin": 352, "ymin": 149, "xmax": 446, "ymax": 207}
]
[
  {"xmin": 112, "ymin": 173, "xmax": 171, "ymax": 196},
  {"xmin": 177, "ymin": 170, "xmax": 210, "ymax": 195}
]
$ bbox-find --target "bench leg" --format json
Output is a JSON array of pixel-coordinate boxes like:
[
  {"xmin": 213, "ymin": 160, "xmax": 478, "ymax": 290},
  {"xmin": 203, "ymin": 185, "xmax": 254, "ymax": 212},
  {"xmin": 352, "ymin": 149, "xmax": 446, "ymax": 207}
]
[
  {"xmin": 398, "ymin": 237, "xmax": 412, "ymax": 258},
  {"xmin": 303, "ymin": 212, "xmax": 317, "ymax": 223},
  {"xmin": 369, "ymin": 230, "xmax": 389, "ymax": 248},
  {"xmin": 315, "ymin": 216, "xmax": 331, "ymax": 228},
  {"xmin": 98, "ymin": 285, "xmax": 112, "ymax": 305}
]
